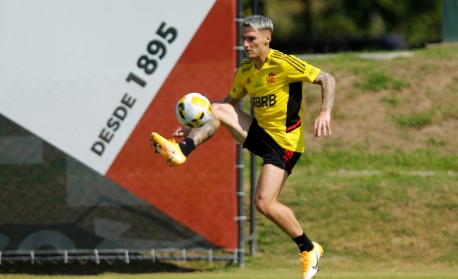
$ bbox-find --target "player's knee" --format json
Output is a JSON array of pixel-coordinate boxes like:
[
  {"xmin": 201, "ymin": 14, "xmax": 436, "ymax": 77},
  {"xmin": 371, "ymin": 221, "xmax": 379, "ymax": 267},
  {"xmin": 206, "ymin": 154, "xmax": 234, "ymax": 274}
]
[
  {"xmin": 211, "ymin": 103, "xmax": 227, "ymax": 116},
  {"xmin": 255, "ymin": 197, "xmax": 274, "ymax": 217},
  {"xmin": 211, "ymin": 103, "xmax": 232, "ymax": 122}
]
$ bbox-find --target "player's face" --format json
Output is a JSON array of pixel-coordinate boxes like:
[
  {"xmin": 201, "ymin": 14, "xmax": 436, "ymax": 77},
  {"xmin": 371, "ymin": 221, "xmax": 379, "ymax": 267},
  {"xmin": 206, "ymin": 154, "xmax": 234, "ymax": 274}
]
[{"xmin": 241, "ymin": 27, "xmax": 271, "ymax": 59}]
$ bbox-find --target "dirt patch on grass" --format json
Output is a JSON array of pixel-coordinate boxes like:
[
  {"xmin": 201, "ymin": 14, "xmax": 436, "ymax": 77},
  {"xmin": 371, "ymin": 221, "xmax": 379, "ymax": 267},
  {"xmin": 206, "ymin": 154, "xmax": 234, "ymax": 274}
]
[{"xmin": 302, "ymin": 46, "xmax": 458, "ymax": 156}]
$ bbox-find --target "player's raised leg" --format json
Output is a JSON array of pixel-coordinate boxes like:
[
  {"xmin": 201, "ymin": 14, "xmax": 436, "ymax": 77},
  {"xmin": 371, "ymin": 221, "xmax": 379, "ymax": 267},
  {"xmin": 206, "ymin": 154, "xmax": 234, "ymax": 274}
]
[
  {"xmin": 192, "ymin": 102, "xmax": 252, "ymax": 145},
  {"xmin": 150, "ymin": 132, "xmax": 186, "ymax": 166},
  {"xmin": 151, "ymin": 102, "xmax": 252, "ymax": 166}
]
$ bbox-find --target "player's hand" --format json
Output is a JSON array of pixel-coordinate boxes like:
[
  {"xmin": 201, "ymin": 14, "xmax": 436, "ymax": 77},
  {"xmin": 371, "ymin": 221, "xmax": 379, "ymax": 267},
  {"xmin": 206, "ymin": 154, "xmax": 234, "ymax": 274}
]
[
  {"xmin": 173, "ymin": 126, "xmax": 191, "ymax": 138},
  {"xmin": 314, "ymin": 111, "xmax": 332, "ymax": 137}
]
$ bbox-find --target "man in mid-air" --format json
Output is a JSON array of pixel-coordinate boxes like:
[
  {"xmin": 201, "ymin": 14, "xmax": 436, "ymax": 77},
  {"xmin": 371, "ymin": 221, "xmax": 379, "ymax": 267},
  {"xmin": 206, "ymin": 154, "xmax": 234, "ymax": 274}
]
[{"xmin": 151, "ymin": 15, "xmax": 336, "ymax": 279}]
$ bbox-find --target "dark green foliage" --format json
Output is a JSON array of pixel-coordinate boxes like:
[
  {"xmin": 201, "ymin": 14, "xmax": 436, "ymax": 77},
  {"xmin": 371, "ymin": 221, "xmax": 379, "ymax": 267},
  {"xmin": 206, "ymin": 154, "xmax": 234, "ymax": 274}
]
[{"xmin": 263, "ymin": 0, "xmax": 442, "ymax": 49}]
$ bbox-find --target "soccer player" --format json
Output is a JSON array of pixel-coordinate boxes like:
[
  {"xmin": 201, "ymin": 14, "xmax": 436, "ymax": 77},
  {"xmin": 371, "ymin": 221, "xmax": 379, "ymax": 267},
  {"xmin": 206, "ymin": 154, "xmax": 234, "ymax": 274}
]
[{"xmin": 151, "ymin": 15, "xmax": 335, "ymax": 279}]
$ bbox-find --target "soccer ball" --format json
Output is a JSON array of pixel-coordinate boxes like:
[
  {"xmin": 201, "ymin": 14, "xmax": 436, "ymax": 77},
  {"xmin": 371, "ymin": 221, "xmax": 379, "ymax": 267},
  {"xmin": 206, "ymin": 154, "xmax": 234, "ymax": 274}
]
[{"xmin": 175, "ymin": 92, "xmax": 213, "ymax": 128}]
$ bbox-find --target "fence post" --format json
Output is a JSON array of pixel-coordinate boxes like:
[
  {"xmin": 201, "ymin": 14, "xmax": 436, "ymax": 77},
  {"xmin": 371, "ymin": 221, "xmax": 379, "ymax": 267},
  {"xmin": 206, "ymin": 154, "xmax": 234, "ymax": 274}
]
[{"xmin": 236, "ymin": 0, "xmax": 246, "ymax": 268}]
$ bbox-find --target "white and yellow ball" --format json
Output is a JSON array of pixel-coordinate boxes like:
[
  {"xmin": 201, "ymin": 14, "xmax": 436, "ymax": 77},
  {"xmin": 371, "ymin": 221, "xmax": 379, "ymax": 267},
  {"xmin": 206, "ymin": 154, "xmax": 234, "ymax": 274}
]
[{"xmin": 175, "ymin": 92, "xmax": 213, "ymax": 128}]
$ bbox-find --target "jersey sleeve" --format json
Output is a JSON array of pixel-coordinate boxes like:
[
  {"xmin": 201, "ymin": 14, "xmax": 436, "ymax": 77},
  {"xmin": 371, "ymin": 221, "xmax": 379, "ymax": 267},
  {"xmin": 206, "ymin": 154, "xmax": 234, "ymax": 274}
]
[
  {"xmin": 229, "ymin": 68, "xmax": 247, "ymax": 100},
  {"xmin": 284, "ymin": 54, "xmax": 321, "ymax": 83}
]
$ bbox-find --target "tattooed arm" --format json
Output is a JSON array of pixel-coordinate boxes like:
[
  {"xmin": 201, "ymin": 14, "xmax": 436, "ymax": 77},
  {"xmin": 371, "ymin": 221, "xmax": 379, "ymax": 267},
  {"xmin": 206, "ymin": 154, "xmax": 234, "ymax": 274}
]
[{"xmin": 313, "ymin": 71, "xmax": 336, "ymax": 137}]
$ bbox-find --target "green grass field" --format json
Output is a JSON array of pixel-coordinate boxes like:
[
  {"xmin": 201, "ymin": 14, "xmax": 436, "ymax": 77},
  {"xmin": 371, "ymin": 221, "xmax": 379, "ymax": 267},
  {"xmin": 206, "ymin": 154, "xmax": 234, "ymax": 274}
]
[
  {"xmin": 0, "ymin": 268, "xmax": 457, "ymax": 279},
  {"xmin": 1, "ymin": 45, "xmax": 457, "ymax": 279}
]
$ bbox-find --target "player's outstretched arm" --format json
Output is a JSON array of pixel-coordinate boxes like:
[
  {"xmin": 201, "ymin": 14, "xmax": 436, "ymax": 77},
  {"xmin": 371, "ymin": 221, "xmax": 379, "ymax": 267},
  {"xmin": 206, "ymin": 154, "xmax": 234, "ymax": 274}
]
[{"xmin": 313, "ymin": 71, "xmax": 336, "ymax": 137}]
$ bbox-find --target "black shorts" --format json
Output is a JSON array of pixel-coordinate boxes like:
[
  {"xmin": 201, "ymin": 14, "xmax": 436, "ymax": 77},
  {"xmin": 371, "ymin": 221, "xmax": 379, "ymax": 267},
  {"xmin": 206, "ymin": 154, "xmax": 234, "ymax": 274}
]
[{"xmin": 243, "ymin": 119, "xmax": 302, "ymax": 175}]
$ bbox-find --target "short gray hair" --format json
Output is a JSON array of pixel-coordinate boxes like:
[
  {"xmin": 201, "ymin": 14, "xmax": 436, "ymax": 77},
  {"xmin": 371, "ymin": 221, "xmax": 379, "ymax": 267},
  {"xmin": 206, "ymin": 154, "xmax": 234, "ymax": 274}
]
[{"xmin": 243, "ymin": 15, "xmax": 273, "ymax": 33}]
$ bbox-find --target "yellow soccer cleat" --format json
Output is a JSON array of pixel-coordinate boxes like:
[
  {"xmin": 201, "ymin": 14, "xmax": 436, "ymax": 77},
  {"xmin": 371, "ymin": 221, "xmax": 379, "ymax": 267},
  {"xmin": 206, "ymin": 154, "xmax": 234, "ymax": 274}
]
[
  {"xmin": 150, "ymin": 132, "xmax": 186, "ymax": 166},
  {"xmin": 301, "ymin": 242, "xmax": 324, "ymax": 279}
]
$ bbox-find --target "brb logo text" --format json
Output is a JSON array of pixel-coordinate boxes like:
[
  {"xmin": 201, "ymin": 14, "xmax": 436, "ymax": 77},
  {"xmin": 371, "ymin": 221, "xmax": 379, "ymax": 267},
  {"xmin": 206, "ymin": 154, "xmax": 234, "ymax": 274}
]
[{"xmin": 91, "ymin": 22, "xmax": 178, "ymax": 156}]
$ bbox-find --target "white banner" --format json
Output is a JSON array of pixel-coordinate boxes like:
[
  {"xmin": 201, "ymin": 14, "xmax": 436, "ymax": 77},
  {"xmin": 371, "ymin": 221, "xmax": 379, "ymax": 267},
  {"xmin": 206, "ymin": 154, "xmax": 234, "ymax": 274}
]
[{"xmin": 0, "ymin": 0, "xmax": 216, "ymax": 174}]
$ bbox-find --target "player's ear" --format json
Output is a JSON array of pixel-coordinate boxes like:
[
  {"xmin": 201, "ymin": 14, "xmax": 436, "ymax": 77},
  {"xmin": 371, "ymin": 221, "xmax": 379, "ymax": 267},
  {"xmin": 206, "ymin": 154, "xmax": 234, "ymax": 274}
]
[{"xmin": 265, "ymin": 33, "xmax": 271, "ymax": 45}]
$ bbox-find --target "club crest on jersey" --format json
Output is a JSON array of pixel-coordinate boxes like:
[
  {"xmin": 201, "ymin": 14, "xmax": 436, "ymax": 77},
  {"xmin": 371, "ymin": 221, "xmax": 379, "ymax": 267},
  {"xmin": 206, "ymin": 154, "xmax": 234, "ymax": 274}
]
[{"xmin": 266, "ymin": 73, "xmax": 276, "ymax": 84}]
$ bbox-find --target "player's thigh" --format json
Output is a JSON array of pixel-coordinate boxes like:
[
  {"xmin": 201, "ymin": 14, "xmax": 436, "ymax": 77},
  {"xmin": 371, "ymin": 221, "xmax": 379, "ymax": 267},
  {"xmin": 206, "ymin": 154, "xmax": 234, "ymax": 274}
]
[
  {"xmin": 255, "ymin": 163, "xmax": 288, "ymax": 203},
  {"xmin": 212, "ymin": 103, "xmax": 252, "ymax": 144}
]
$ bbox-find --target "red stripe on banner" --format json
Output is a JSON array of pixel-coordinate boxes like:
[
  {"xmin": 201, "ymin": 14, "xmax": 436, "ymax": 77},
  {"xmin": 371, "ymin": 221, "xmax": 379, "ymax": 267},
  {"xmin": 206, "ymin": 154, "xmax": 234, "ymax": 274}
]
[{"xmin": 106, "ymin": 0, "xmax": 237, "ymax": 249}]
